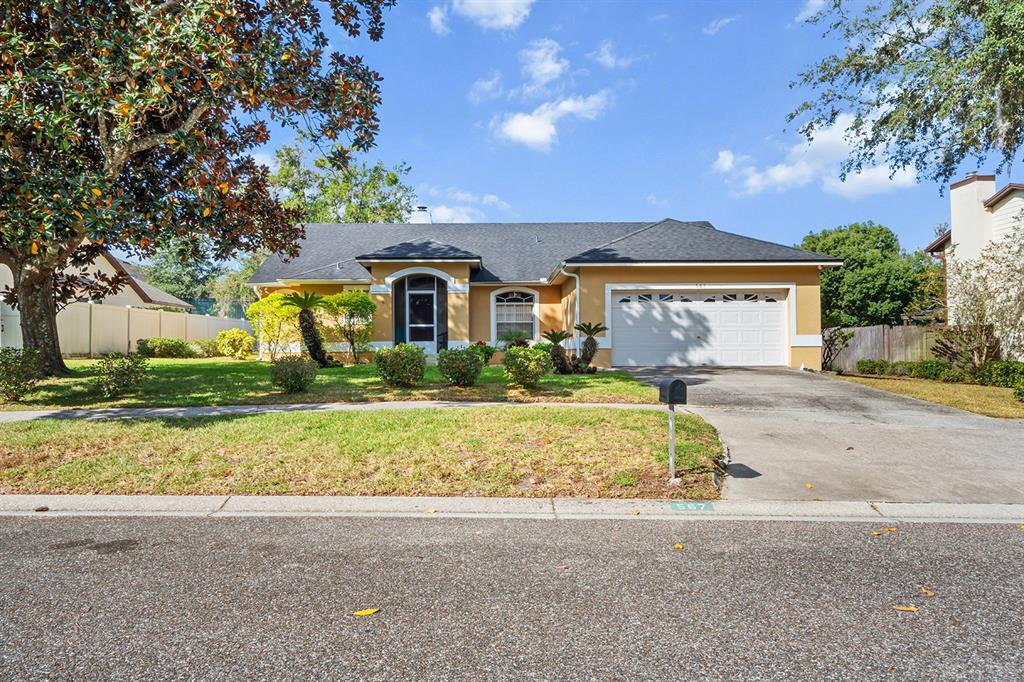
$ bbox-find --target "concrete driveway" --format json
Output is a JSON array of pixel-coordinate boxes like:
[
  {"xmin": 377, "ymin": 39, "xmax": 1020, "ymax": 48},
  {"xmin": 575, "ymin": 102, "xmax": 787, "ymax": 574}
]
[{"xmin": 626, "ymin": 367, "xmax": 1024, "ymax": 503}]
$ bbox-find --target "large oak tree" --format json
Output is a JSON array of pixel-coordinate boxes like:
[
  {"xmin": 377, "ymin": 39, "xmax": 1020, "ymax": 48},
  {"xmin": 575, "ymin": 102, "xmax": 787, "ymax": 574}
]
[{"xmin": 0, "ymin": 0, "xmax": 393, "ymax": 374}]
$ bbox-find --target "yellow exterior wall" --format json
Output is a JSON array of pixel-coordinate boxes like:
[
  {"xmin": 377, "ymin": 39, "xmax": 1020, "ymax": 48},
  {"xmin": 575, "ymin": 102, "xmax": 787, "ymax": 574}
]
[
  {"xmin": 468, "ymin": 284, "xmax": 566, "ymax": 343},
  {"xmin": 365, "ymin": 263, "xmax": 472, "ymax": 344},
  {"xmin": 575, "ymin": 265, "xmax": 823, "ymax": 370}
]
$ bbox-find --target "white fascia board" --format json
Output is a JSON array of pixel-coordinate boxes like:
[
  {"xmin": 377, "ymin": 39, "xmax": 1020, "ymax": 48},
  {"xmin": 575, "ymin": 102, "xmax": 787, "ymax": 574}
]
[
  {"xmin": 277, "ymin": 279, "xmax": 371, "ymax": 285},
  {"xmin": 358, "ymin": 259, "xmax": 481, "ymax": 265},
  {"xmin": 468, "ymin": 280, "xmax": 548, "ymax": 286},
  {"xmin": 571, "ymin": 261, "xmax": 843, "ymax": 268}
]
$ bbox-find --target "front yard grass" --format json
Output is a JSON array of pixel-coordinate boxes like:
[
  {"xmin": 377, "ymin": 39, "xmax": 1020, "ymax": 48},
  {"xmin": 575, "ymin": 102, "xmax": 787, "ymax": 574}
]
[
  {"xmin": 835, "ymin": 375, "xmax": 1024, "ymax": 419},
  {"xmin": 2, "ymin": 358, "xmax": 656, "ymax": 411},
  {"xmin": 0, "ymin": 407, "xmax": 721, "ymax": 499}
]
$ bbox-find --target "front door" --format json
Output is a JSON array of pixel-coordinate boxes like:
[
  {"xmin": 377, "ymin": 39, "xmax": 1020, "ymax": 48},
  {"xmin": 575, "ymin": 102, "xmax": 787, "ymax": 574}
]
[{"xmin": 407, "ymin": 290, "xmax": 436, "ymax": 354}]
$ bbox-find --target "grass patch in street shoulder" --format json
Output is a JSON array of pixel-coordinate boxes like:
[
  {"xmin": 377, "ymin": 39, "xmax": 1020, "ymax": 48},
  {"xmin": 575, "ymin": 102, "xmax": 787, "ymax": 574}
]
[
  {"xmin": 0, "ymin": 407, "xmax": 720, "ymax": 499},
  {"xmin": 1, "ymin": 358, "xmax": 657, "ymax": 411},
  {"xmin": 835, "ymin": 375, "xmax": 1024, "ymax": 419}
]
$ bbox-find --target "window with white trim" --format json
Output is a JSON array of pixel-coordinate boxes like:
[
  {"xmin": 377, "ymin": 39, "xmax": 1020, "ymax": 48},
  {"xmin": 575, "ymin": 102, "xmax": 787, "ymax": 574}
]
[{"xmin": 494, "ymin": 290, "xmax": 536, "ymax": 338}]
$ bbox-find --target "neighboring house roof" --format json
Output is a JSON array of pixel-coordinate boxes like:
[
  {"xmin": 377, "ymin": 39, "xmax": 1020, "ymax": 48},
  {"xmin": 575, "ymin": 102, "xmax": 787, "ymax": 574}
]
[
  {"xmin": 102, "ymin": 252, "xmax": 193, "ymax": 310},
  {"xmin": 924, "ymin": 230, "xmax": 952, "ymax": 255},
  {"xmin": 983, "ymin": 183, "xmax": 1024, "ymax": 208},
  {"xmin": 250, "ymin": 219, "xmax": 840, "ymax": 285},
  {"xmin": 357, "ymin": 239, "xmax": 481, "ymax": 262}
]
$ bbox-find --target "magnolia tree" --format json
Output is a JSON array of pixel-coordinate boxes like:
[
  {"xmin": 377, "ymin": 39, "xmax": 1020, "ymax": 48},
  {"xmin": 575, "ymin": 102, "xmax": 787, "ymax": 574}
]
[
  {"xmin": 0, "ymin": 0, "xmax": 392, "ymax": 375},
  {"xmin": 941, "ymin": 221, "xmax": 1024, "ymax": 367}
]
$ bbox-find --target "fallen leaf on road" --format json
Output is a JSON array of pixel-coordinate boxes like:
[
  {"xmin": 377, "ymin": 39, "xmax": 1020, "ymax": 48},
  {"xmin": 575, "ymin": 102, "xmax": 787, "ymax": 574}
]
[
  {"xmin": 352, "ymin": 608, "xmax": 379, "ymax": 617},
  {"xmin": 846, "ymin": 446, "xmax": 855, "ymax": 451},
  {"xmin": 423, "ymin": 508, "xmax": 437, "ymax": 514},
  {"xmin": 883, "ymin": 527, "xmax": 897, "ymax": 532},
  {"xmin": 555, "ymin": 565, "xmax": 568, "ymax": 571},
  {"xmin": 1019, "ymin": 523, "xmax": 1024, "ymax": 530},
  {"xmin": 894, "ymin": 606, "xmax": 918, "ymax": 613},
  {"xmin": 871, "ymin": 531, "xmax": 882, "ymax": 537},
  {"xmin": 632, "ymin": 510, "xmax": 641, "ymax": 516},
  {"xmin": 673, "ymin": 543, "xmax": 685, "ymax": 551},
  {"xmin": 921, "ymin": 587, "xmax": 935, "ymax": 598},
  {"xmin": 804, "ymin": 482, "xmax": 814, "ymax": 489}
]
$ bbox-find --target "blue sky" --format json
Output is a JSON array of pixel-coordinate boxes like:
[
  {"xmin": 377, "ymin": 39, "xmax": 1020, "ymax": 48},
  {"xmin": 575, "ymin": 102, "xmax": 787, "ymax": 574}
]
[{"xmin": 257, "ymin": 0, "xmax": 998, "ymax": 252}]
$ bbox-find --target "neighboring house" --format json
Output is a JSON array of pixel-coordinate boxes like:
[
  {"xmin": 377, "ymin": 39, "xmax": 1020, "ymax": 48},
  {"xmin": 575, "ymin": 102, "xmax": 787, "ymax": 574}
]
[
  {"xmin": 927, "ymin": 173, "xmax": 1024, "ymax": 264},
  {"xmin": 0, "ymin": 249, "xmax": 192, "ymax": 349},
  {"xmin": 250, "ymin": 215, "xmax": 840, "ymax": 369}
]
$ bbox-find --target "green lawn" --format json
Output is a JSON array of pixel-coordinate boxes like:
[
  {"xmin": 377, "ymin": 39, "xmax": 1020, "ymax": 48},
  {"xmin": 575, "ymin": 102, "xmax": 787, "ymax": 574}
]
[
  {"xmin": 0, "ymin": 407, "xmax": 721, "ymax": 499},
  {"xmin": 836, "ymin": 375, "xmax": 1024, "ymax": 419},
  {"xmin": 2, "ymin": 358, "xmax": 657, "ymax": 410}
]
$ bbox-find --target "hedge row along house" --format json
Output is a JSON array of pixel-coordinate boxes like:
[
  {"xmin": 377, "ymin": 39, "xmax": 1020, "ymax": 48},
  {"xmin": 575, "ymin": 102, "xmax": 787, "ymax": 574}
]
[{"xmin": 249, "ymin": 214, "xmax": 841, "ymax": 369}]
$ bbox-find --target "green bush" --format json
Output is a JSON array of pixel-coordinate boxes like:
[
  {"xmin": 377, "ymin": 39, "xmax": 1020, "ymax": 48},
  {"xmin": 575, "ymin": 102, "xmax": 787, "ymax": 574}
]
[
  {"xmin": 974, "ymin": 361, "xmax": 1024, "ymax": 388},
  {"xmin": 136, "ymin": 337, "xmax": 196, "ymax": 358},
  {"xmin": 93, "ymin": 353, "xmax": 149, "ymax": 398},
  {"xmin": 889, "ymin": 361, "xmax": 914, "ymax": 376},
  {"xmin": 499, "ymin": 329, "xmax": 531, "ymax": 348},
  {"xmin": 939, "ymin": 367, "xmax": 968, "ymax": 383},
  {"xmin": 908, "ymin": 359, "xmax": 952, "ymax": 380},
  {"xmin": 270, "ymin": 355, "xmax": 319, "ymax": 393},
  {"xmin": 0, "ymin": 348, "xmax": 42, "ymax": 402},
  {"xmin": 375, "ymin": 343, "xmax": 427, "ymax": 387},
  {"xmin": 437, "ymin": 347, "xmax": 484, "ymax": 387},
  {"xmin": 1013, "ymin": 381, "xmax": 1024, "ymax": 403},
  {"xmin": 189, "ymin": 338, "xmax": 221, "ymax": 358},
  {"xmin": 217, "ymin": 328, "xmax": 256, "ymax": 359},
  {"xmin": 471, "ymin": 341, "xmax": 497, "ymax": 365},
  {"xmin": 855, "ymin": 359, "xmax": 891, "ymax": 375},
  {"xmin": 503, "ymin": 345, "xmax": 552, "ymax": 388}
]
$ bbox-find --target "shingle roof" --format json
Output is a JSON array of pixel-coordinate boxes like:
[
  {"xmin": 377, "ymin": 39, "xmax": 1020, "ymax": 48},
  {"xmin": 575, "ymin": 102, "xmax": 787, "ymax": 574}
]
[
  {"xmin": 250, "ymin": 219, "xmax": 838, "ymax": 285},
  {"xmin": 357, "ymin": 239, "xmax": 480, "ymax": 261},
  {"xmin": 105, "ymin": 253, "xmax": 193, "ymax": 310}
]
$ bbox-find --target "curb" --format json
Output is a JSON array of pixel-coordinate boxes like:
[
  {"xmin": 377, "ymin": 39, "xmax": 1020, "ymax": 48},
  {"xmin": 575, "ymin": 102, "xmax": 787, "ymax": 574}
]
[{"xmin": 2, "ymin": 494, "xmax": 1023, "ymax": 524}]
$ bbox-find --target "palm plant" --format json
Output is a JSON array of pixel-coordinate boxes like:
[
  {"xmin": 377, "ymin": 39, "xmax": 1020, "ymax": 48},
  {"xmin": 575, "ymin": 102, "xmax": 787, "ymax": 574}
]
[
  {"xmin": 574, "ymin": 322, "xmax": 608, "ymax": 369},
  {"xmin": 542, "ymin": 329, "xmax": 573, "ymax": 375},
  {"xmin": 282, "ymin": 292, "xmax": 333, "ymax": 367}
]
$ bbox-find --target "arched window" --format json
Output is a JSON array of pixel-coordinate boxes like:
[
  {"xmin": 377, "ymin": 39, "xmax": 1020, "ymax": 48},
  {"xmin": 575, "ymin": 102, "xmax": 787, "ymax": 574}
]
[{"xmin": 494, "ymin": 289, "xmax": 537, "ymax": 340}]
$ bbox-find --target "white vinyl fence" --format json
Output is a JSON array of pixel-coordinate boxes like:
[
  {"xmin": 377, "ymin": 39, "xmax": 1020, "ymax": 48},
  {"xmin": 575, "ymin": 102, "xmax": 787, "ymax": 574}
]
[{"xmin": 0, "ymin": 301, "xmax": 251, "ymax": 356}]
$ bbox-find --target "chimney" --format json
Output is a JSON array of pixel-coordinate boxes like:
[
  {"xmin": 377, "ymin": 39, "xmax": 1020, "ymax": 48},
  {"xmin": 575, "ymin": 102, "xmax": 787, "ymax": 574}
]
[
  {"xmin": 408, "ymin": 206, "xmax": 432, "ymax": 224},
  {"xmin": 949, "ymin": 173, "xmax": 996, "ymax": 262}
]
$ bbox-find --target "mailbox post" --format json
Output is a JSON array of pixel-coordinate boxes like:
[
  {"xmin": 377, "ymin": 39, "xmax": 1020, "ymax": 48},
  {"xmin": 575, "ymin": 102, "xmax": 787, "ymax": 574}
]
[{"xmin": 658, "ymin": 379, "xmax": 688, "ymax": 480}]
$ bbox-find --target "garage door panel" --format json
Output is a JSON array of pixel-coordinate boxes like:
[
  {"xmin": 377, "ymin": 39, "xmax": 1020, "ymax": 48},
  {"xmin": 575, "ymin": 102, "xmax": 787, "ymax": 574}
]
[{"xmin": 611, "ymin": 290, "xmax": 787, "ymax": 367}]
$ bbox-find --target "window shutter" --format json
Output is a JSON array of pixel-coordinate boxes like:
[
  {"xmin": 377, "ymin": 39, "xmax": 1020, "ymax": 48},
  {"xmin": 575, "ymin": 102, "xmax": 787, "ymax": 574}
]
[
  {"xmin": 436, "ymin": 279, "xmax": 448, "ymax": 350},
  {"xmin": 393, "ymin": 277, "xmax": 407, "ymax": 343}
]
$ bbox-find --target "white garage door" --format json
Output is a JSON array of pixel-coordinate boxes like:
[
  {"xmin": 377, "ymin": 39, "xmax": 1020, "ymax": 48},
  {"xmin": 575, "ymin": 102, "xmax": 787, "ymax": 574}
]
[{"xmin": 611, "ymin": 290, "xmax": 787, "ymax": 367}]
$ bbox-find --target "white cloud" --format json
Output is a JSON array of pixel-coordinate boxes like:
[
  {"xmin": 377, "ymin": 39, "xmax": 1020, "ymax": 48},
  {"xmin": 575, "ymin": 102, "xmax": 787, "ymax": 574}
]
[
  {"xmin": 795, "ymin": 0, "xmax": 825, "ymax": 22},
  {"xmin": 493, "ymin": 90, "xmax": 612, "ymax": 152},
  {"xmin": 481, "ymin": 193, "xmax": 511, "ymax": 211},
  {"xmin": 468, "ymin": 70, "xmax": 503, "ymax": 104},
  {"xmin": 702, "ymin": 16, "xmax": 739, "ymax": 36},
  {"xmin": 519, "ymin": 38, "xmax": 568, "ymax": 87},
  {"xmin": 431, "ymin": 204, "xmax": 484, "ymax": 223},
  {"xmin": 427, "ymin": 5, "xmax": 449, "ymax": 35},
  {"xmin": 452, "ymin": 0, "xmax": 535, "ymax": 30},
  {"xmin": 587, "ymin": 40, "xmax": 635, "ymax": 69},
  {"xmin": 710, "ymin": 113, "xmax": 917, "ymax": 199},
  {"xmin": 646, "ymin": 193, "xmax": 670, "ymax": 209}
]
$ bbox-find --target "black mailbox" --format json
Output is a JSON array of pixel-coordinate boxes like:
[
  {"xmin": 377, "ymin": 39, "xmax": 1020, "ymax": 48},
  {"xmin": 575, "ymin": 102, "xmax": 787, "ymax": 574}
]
[{"xmin": 658, "ymin": 378, "xmax": 687, "ymax": 405}]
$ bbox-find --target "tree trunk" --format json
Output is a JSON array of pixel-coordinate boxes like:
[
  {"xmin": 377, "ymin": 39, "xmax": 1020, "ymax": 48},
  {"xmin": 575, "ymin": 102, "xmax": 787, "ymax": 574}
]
[{"xmin": 15, "ymin": 271, "xmax": 69, "ymax": 376}]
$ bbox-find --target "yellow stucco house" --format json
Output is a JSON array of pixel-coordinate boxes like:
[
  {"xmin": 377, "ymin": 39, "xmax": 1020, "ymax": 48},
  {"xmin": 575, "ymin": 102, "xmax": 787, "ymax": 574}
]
[{"xmin": 249, "ymin": 217, "xmax": 840, "ymax": 369}]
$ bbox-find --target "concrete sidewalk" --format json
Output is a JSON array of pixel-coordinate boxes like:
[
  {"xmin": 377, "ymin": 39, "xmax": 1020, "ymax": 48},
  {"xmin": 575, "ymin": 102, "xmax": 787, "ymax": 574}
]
[
  {"xmin": 3, "ymin": 494, "xmax": 1023, "ymax": 524},
  {"xmin": 0, "ymin": 400, "xmax": 667, "ymax": 422}
]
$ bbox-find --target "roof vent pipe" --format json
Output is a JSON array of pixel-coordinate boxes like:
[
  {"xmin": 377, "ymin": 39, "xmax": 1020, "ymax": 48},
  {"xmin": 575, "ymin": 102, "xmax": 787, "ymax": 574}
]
[{"xmin": 409, "ymin": 206, "xmax": 432, "ymax": 224}]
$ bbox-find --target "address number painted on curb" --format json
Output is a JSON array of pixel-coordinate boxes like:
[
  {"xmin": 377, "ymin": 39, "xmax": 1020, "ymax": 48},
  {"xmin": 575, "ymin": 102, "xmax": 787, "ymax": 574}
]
[{"xmin": 670, "ymin": 502, "xmax": 715, "ymax": 511}]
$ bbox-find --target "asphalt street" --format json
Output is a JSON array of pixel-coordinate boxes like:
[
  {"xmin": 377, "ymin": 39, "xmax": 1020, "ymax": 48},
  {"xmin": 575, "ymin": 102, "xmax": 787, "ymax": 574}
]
[{"xmin": 2, "ymin": 516, "xmax": 1023, "ymax": 680}]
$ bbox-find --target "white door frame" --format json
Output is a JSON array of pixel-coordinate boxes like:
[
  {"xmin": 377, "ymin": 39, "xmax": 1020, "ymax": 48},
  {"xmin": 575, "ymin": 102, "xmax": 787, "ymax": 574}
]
[{"xmin": 406, "ymin": 287, "xmax": 436, "ymax": 354}]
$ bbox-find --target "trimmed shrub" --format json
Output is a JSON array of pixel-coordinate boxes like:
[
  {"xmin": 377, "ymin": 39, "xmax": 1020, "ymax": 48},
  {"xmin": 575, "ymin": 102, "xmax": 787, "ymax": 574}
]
[
  {"xmin": 939, "ymin": 367, "xmax": 968, "ymax": 383},
  {"xmin": 889, "ymin": 361, "xmax": 914, "ymax": 377},
  {"xmin": 471, "ymin": 341, "xmax": 497, "ymax": 365},
  {"xmin": 499, "ymin": 329, "xmax": 531, "ymax": 348},
  {"xmin": 189, "ymin": 338, "xmax": 221, "ymax": 358},
  {"xmin": 93, "ymin": 353, "xmax": 149, "ymax": 398},
  {"xmin": 503, "ymin": 345, "xmax": 552, "ymax": 388},
  {"xmin": 908, "ymin": 359, "xmax": 952, "ymax": 380},
  {"xmin": 0, "ymin": 348, "xmax": 42, "ymax": 402},
  {"xmin": 437, "ymin": 347, "xmax": 484, "ymax": 387},
  {"xmin": 270, "ymin": 356, "xmax": 319, "ymax": 393},
  {"xmin": 1013, "ymin": 381, "xmax": 1024, "ymax": 403},
  {"xmin": 217, "ymin": 328, "xmax": 256, "ymax": 360},
  {"xmin": 974, "ymin": 361, "xmax": 1024, "ymax": 388},
  {"xmin": 855, "ymin": 359, "xmax": 891, "ymax": 375},
  {"xmin": 376, "ymin": 343, "xmax": 427, "ymax": 387},
  {"xmin": 137, "ymin": 337, "xmax": 196, "ymax": 358}
]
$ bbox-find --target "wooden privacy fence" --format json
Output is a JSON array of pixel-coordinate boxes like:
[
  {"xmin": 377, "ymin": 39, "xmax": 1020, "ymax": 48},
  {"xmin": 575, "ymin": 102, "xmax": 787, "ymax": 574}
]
[
  {"xmin": 829, "ymin": 324, "xmax": 939, "ymax": 373},
  {"xmin": 0, "ymin": 301, "xmax": 251, "ymax": 356}
]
